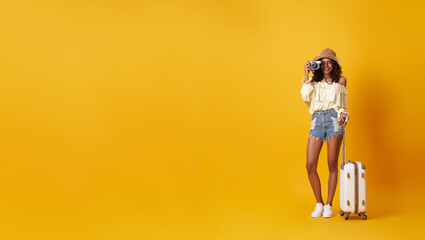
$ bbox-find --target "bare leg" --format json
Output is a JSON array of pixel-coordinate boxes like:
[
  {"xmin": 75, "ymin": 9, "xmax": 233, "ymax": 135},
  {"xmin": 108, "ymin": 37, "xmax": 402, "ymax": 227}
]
[
  {"xmin": 306, "ymin": 135, "xmax": 324, "ymax": 204},
  {"xmin": 326, "ymin": 134, "xmax": 343, "ymax": 206}
]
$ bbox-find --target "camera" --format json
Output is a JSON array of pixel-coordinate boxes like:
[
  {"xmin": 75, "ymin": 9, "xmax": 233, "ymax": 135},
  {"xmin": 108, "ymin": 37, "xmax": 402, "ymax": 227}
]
[{"xmin": 309, "ymin": 61, "xmax": 321, "ymax": 70}]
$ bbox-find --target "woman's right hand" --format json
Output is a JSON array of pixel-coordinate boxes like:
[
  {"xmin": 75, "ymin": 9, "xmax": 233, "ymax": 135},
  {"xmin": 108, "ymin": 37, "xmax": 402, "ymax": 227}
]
[{"xmin": 305, "ymin": 60, "xmax": 312, "ymax": 75}]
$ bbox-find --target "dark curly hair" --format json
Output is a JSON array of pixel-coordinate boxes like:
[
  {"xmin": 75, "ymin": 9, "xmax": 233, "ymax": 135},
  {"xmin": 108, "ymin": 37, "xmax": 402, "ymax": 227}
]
[{"xmin": 312, "ymin": 59, "xmax": 343, "ymax": 83}]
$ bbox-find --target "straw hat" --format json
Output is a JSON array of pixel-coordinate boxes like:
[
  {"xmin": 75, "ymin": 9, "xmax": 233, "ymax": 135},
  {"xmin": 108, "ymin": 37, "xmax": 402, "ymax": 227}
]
[{"xmin": 313, "ymin": 48, "xmax": 340, "ymax": 66}]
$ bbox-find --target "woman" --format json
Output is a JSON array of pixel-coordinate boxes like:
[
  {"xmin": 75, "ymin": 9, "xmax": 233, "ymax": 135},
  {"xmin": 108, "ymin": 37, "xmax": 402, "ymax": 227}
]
[{"xmin": 301, "ymin": 48, "xmax": 349, "ymax": 218}]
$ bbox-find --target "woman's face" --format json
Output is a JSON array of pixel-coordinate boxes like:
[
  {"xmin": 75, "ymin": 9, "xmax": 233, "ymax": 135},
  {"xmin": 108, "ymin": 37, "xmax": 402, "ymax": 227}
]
[{"xmin": 320, "ymin": 58, "xmax": 333, "ymax": 74}]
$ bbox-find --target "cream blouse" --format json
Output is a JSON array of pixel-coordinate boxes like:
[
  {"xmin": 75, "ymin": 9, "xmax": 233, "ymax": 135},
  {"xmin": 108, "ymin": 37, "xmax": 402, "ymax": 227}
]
[{"xmin": 301, "ymin": 76, "xmax": 349, "ymax": 120}]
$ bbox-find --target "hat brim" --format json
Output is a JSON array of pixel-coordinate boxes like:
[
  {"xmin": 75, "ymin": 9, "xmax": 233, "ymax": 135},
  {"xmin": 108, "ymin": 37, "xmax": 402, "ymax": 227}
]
[{"xmin": 313, "ymin": 55, "xmax": 340, "ymax": 65}]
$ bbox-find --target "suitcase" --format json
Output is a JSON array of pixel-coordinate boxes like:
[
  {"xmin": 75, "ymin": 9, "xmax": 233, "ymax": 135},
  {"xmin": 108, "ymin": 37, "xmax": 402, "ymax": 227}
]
[{"xmin": 339, "ymin": 117, "xmax": 367, "ymax": 220}]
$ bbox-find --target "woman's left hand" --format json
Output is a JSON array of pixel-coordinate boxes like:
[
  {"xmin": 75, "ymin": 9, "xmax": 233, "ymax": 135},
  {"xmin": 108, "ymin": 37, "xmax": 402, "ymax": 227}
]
[{"xmin": 339, "ymin": 113, "xmax": 349, "ymax": 125}]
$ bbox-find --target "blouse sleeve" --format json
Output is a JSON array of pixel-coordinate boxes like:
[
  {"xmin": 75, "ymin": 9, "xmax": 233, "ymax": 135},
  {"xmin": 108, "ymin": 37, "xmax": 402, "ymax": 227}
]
[
  {"xmin": 337, "ymin": 108, "xmax": 349, "ymax": 120},
  {"xmin": 335, "ymin": 84, "xmax": 349, "ymax": 120},
  {"xmin": 301, "ymin": 77, "xmax": 315, "ymax": 107},
  {"xmin": 301, "ymin": 76, "xmax": 313, "ymax": 83}
]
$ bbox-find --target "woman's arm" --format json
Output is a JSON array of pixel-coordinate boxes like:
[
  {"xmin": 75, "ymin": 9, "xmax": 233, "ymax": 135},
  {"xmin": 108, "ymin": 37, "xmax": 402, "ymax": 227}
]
[
  {"xmin": 339, "ymin": 76, "xmax": 347, "ymax": 86},
  {"xmin": 302, "ymin": 60, "xmax": 312, "ymax": 82},
  {"xmin": 337, "ymin": 76, "xmax": 348, "ymax": 123}
]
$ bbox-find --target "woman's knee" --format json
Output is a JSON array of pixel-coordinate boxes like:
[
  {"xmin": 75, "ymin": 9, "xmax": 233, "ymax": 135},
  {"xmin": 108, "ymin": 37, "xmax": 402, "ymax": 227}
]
[
  {"xmin": 327, "ymin": 159, "xmax": 338, "ymax": 172},
  {"xmin": 306, "ymin": 161, "xmax": 317, "ymax": 174}
]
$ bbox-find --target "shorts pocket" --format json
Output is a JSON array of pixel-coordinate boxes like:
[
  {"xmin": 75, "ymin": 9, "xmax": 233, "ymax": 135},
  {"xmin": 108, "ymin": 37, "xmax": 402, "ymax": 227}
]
[
  {"xmin": 310, "ymin": 115, "xmax": 317, "ymax": 130},
  {"xmin": 330, "ymin": 109, "xmax": 338, "ymax": 118},
  {"xmin": 330, "ymin": 116, "xmax": 342, "ymax": 132}
]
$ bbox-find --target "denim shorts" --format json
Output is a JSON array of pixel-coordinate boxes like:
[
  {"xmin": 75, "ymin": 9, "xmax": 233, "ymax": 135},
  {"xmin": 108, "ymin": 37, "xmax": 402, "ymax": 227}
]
[{"xmin": 309, "ymin": 108, "xmax": 343, "ymax": 142}]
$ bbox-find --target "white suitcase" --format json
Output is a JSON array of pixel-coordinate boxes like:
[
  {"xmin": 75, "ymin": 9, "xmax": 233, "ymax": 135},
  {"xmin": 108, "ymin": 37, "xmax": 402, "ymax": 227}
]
[{"xmin": 339, "ymin": 117, "xmax": 367, "ymax": 220}]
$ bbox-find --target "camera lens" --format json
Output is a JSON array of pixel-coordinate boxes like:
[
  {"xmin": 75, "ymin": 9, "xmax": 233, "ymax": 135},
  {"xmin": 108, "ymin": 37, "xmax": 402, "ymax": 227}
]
[{"xmin": 309, "ymin": 61, "xmax": 320, "ymax": 70}]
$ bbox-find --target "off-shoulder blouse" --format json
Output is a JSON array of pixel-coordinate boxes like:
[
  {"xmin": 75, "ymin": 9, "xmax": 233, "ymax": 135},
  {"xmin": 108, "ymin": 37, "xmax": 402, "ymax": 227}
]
[{"xmin": 301, "ymin": 76, "xmax": 348, "ymax": 120}]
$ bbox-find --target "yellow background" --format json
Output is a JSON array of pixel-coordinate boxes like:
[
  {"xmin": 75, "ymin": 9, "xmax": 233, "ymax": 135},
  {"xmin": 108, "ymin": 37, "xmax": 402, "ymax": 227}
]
[{"xmin": 0, "ymin": 0, "xmax": 424, "ymax": 239}]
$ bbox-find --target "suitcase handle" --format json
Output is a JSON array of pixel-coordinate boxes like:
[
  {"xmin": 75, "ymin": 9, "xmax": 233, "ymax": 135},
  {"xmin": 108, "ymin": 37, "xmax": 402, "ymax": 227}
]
[{"xmin": 342, "ymin": 116, "xmax": 349, "ymax": 166}]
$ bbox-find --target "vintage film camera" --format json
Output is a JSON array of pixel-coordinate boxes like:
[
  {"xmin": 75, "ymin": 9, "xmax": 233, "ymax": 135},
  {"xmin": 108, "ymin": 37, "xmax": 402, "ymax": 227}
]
[{"xmin": 308, "ymin": 61, "xmax": 321, "ymax": 70}]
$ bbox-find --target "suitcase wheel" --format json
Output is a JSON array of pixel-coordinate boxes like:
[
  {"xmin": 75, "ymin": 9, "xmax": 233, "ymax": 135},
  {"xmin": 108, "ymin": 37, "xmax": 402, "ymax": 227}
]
[
  {"xmin": 340, "ymin": 210, "xmax": 344, "ymax": 216},
  {"xmin": 358, "ymin": 213, "xmax": 367, "ymax": 220},
  {"xmin": 344, "ymin": 213, "xmax": 350, "ymax": 220}
]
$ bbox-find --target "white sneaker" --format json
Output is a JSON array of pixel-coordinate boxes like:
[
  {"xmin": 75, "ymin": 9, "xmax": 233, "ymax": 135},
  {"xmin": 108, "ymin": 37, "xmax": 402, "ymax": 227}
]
[
  {"xmin": 311, "ymin": 203, "xmax": 324, "ymax": 217},
  {"xmin": 323, "ymin": 204, "xmax": 333, "ymax": 218}
]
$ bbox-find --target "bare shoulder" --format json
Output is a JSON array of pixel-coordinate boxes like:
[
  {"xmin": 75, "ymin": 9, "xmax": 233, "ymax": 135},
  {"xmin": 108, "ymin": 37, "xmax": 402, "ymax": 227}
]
[{"xmin": 339, "ymin": 76, "xmax": 347, "ymax": 86}]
